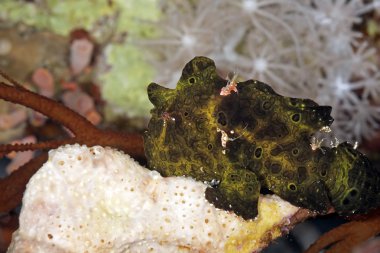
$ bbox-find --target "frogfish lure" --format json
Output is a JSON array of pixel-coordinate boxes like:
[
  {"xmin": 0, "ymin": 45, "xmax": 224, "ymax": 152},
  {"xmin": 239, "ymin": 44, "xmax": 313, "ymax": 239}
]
[{"xmin": 144, "ymin": 56, "xmax": 380, "ymax": 220}]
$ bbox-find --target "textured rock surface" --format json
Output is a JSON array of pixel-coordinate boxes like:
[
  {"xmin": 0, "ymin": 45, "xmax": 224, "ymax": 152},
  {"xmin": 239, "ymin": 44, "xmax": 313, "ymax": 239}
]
[{"xmin": 8, "ymin": 145, "xmax": 300, "ymax": 253}]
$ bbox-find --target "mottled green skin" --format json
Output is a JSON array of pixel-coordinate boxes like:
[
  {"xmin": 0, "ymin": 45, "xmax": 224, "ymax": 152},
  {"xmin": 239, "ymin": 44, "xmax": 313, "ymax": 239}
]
[{"xmin": 144, "ymin": 56, "xmax": 380, "ymax": 219}]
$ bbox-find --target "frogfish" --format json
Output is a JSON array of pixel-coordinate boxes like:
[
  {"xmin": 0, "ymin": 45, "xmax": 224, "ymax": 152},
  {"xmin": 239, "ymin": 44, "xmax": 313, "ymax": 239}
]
[{"xmin": 144, "ymin": 56, "xmax": 380, "ymax": 219}]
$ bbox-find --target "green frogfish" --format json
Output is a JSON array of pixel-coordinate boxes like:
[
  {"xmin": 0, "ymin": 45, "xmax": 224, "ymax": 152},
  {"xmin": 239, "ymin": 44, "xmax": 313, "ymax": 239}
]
[{"xmin": 144, "ymin": 56, "xmax": 380, "ymax": 219}]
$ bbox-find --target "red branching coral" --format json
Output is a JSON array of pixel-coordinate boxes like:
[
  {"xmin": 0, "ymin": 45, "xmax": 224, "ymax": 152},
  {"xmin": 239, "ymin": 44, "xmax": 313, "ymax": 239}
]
[
  {"xmin": 0, "ymin": 71, "xmax": 144, "ymax": 213},
  {"xmin": 0, "ymin": 152, "xmax": 48, "ymax": 213},
  {"xmin": 0, "ymin": 212, "xmax": 18, "ymax": 251},
  {"xmin": 305, "ymin": 209, "xmax": 380, "ymax": 253}
]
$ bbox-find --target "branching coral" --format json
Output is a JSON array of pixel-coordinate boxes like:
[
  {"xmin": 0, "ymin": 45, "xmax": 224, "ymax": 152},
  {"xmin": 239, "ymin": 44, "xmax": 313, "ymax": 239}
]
[
  {"xmin": 305, "ymin": 209, "xmax": 380, "ymax": 253},
  {"xmin": 0, "ymin": 72, "xmax": 144, "ymax": 213},
  {"xmin": 0, "ymin": 152, "xmax": 48, "ymax": 215}
]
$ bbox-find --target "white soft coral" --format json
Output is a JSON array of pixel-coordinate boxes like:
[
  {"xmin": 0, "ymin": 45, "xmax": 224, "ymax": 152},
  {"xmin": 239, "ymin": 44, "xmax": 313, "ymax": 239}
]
[
  {"xmin": 139, "ymin": 0, "xmax": 222, "ymax": 88},
  {"xmin": 139, "ymin": 0, "xmax": 380, "ymax": 143}
]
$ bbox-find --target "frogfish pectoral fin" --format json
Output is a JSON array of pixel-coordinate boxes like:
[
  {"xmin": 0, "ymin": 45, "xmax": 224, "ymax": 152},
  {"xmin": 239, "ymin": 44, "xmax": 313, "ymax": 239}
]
[
  {"xmin": 205, "ymin": 169, "xmax": 260, "ymax": 220},
  {"xmin": 147, "ymin": 82, "xmax": 174, "ymax": 108}
]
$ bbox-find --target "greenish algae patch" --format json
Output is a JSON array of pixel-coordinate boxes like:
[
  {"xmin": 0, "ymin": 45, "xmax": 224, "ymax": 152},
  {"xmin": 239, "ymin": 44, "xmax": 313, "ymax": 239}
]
[{"xmin": 1, "ymin": 0, "xmax": 160, "ymax": 118}]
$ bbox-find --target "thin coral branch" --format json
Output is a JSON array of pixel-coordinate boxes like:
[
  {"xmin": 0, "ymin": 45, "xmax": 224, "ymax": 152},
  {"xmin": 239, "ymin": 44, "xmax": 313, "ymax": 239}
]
[
  {"xmin": 85, "ymin": 130, "xmax": 145, "ymax": 160},
  {"xmin": 0, "ymin": 80, "xmax": 145, "ymax": 159},
  {"xmin": 0, "ymin": 212, "xmax": 18, "ymax": 252},
  {"xmin": 0, "ymin": 81, "xmax": 98, "ymax": 138},
  {"xmin": 0, "ymin": 139, "xmax": 71, "ymax": 157},
  {"xmin": 0, "ymin": 134, "xmax": 144, "ymax": 213},
  {"xmin": 0, "ymin": 152, "xmax": 48, "ymax": 213},
  {"xmin": 305, "ymin": 210, "xmax": 380, "ymax": 253},
  {"xmin": 0, "ymin": 69, "xmax": 26, "ymax": 90},
  {"xmin": 0, "ymin": 72, "xmax": 145, "ymax": 214}
]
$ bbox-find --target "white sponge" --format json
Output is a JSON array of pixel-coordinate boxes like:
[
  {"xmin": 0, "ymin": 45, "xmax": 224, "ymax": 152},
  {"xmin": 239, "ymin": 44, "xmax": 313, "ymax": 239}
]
[{"xmin": 8, "ymin": 145, "xmax": 301, "ymax": 253}]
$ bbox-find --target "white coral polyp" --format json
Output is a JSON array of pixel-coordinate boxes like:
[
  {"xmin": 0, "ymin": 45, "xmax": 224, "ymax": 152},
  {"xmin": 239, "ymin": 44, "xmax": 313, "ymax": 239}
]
[
  {"xmin": 142, "ymin": 0, "xmax": 380, "ymax": 143},
  {"xmin": 242, "ymin": 0, "xmax": 258, "ymax": 13},
  {"xmin": 253, "ymin": 58, "xmax": 268, "ymax": 73},
  {"xmin": 181, "ymin": 34, "xmax": 196, "ymax": 48},
  {"xmin": 8, "ymin": 145, "xmax": 300, "ymax": 253}
]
